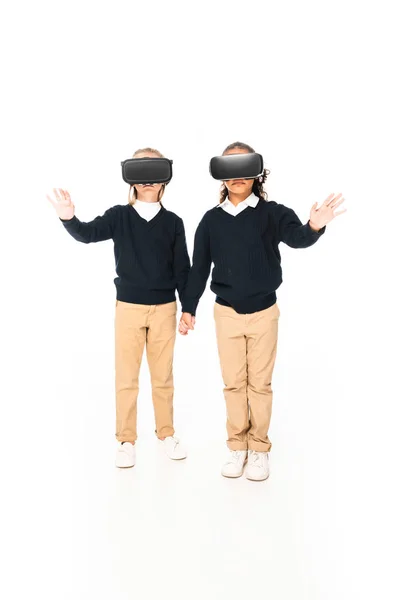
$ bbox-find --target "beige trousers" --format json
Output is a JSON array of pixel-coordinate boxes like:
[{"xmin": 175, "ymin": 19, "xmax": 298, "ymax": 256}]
[
  {"xmin": 115, "ymin": 300, "xmax": 177, "ymax": 443},
  {"xmin": 213, "ymin": 301, "xmax": 280, "ymax": 452}
]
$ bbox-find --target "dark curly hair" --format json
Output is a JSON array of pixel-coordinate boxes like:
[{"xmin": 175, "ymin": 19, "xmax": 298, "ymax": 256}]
[{"xmin": 219, "ymin": 141, "xmax": 270, "ymax": 204}]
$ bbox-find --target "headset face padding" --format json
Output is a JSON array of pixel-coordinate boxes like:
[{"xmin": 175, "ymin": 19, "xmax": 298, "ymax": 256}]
[
  {"xmin": 209, "ymin": 152, "xmax": 263, "ymax": 181},
  {"xmin": 121, "ymin": 157, "xmax": 173, "ymax": 184}
]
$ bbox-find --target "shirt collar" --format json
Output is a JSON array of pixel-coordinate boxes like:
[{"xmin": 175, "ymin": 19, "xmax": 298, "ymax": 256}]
[
  {"xmin": 135, "ymin": 199, "xmax": 160, "ymax": 207},
  {"xmin": 217, "ymin": 192, "xmax": 259, "ymax": 208},
  {"xmin": 245, "ymin": 192, "xmax": 259, "ymax": 208}
]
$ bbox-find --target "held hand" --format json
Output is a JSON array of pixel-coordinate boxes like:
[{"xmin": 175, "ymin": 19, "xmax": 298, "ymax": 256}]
[
  {"xmin": 46, "ymin": 188, "xmax": 75, "ymax": 220},
  {"xmin": 309, "ymin": 193, "xmax": 347, "ymax": 231},
  {"xmin": 178, "ymin": 312, "xmax": 195, "ymax": 336}
]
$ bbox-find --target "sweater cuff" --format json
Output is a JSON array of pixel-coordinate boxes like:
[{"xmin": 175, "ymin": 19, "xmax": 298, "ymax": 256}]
[
  {"xmin": 59, "ymin": 215, "xmax": 78, "ymax": 225},
  {"xmin": 306, "ymin": 221, "xmax": 326, "ymax": 236},
  {"xmin": 181, "ymin": 300, "xmax": 197, "ymax": 316}
]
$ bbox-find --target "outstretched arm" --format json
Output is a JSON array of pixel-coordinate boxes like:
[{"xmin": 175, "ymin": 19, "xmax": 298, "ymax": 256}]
[
  {"xmin": 47, "ymin": 188, "xmax": 117, "ymax": 243},
  {"xmin": 276, "ymin": 193, "xmax": 346, "ymax": 248}
]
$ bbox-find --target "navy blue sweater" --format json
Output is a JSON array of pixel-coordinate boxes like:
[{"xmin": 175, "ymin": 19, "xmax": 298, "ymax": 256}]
[
  {"xmin": 60, "ymin": 204, "xmax": 190, "ymax": 306},
  {"xmin": 182, "ymin": 198, "xmax": 326, "ymax": 315}
]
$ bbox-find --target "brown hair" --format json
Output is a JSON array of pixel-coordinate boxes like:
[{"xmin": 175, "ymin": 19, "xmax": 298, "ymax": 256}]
[
  {"xmin": 128, "ymin": 147, "xmax": 168, "ymax": 206},
  {"xmin": 219, "ymin": 141, "xmax": 270, "ymax": 204}
]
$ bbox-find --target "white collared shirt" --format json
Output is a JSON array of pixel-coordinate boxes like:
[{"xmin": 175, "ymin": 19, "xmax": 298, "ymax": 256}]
[
  {"xmin": 132, "ymin": 199, "xmax": 161, "ymax": 221},
  {"xmin": 217, "ymin": 192, "xmax": 259, "ymax": 216}
]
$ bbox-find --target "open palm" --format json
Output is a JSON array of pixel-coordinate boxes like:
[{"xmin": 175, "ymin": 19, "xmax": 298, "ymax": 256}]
[
  {"xmin": 46, "ymin": 188, "xmax": 75, "ymax": 220},
  {"xmin": 309, "ymin": 193, "xmax": 346, "ymax": 230}
]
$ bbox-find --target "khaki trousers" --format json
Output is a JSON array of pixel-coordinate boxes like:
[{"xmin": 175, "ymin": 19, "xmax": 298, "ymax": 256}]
[
  {"xmin": 213, "ymin": 302, "xmax": 280, "ymax": 452},
  {"xmin": 115, "ymin": 300, "xmax": 177, "ymax": 443}
]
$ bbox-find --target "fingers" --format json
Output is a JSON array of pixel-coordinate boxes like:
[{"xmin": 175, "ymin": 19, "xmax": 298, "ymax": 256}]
[
  {"xmin": 52, "ymin": 188, "xmax": 72, "ymax": 203},
  {"xmin": 322, "ymin": 193, "xmax": 336, "ymax": 205},
  {"xmin": 179, "ymin": 318, "xmax": 190, "ymax": 333},
  {"xmin": 330, "ymin": 193, "xmax": 343, "ymax": 205},
  {"xmin": 330, "ymin": 197, "xmax": 345, "ymax": 210},
  {"xmin": 324, "ymin": 192, "xmax": 342, "ymax": 206},
  {"xmin": 333, "ymin": 208, "xmax": 347, "ymax": 217},
  {"xmin": 180, "ymin": 313, "xmax": 194, "ymax": 330},
  {"xmin": 48, "ymin": 188, "xmax": 72, "ymax": 209},
  {"xmin": 59, "ymin": 189, "xmax": 70, "ymax": 203},
  {"xmin": 184, "ymin": 318, "xmax": 194, "ymax": 331},
  {"xmin": 178, "ymin": 320, "xmax": 189, "ymax": 335},
  {"xmin": 178, "ymin": 313, "xmax": 196, "ymax": 335}
]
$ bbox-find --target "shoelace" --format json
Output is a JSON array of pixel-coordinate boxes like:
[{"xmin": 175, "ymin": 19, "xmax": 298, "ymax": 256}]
[
  {"xmin": 248, "ymin": 451, "xmax": 267, "ymax": 467},
  {"xmin": 167, "ymin": 436, "xmax": 180, "ymax": 450},
  {"xmin": 227, "ymin": 450, "xmax": 245, "ymax": 464},
  {"xmin": 250, "ymin": 451, "xmax": 260, "ymax": 463}
]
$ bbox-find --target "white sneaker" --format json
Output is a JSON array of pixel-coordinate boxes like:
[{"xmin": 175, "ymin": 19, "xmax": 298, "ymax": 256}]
[
  {"xmin": 162, "ymin": 436, "xmax": 187, "ymax": 460},
  {"xmin": 115, "ymin": 442, "xmax": 136, "ymax": 468},
  {"xmin": 245, "ymin": 450, "xmax": 270, "ymax": 481},
  {"xmin": 221, "ymin": 450, "xmax": 248, "ymax": 478}
]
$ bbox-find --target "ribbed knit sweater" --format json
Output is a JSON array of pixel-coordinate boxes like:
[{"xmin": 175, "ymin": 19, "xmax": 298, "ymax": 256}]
[
  {"xmin": 182, "ymin": 198, "xmax": 326, "ymax": 315},
  {"xmin": 60, "ymin": 204, "xmax": 190, "ymax": 306}
]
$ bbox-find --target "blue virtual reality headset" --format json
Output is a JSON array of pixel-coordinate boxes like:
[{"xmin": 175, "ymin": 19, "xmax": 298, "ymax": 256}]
[
  {"xmin": 121, "ymin": 157, "xmax": 173, "ymax": 185},
  {"xmin": 209, "ymin": 152, "xmax": 264, "ymax": 181}
]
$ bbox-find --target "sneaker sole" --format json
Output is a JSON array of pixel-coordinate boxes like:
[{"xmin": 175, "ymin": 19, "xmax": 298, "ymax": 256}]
[
  {"xmin": 245, "ymin": 472, "xmax": 270, "ymax": 481},
  {"xmin": 167, "ymin": 455, "xmax": 187, "ymax": 460}
]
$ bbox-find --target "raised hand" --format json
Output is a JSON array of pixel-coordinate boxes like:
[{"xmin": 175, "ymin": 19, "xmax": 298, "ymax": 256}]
[
  {"xmin": 46, "ymin": 188, "xmax": 75, "ymax": 220},
  {"xmin": 309, "ymin": 193, "xmax": 347, "ymax": 231},
  {"xmin": 178, "ymin": 312, "xmax": 195, "ymax": 336}
]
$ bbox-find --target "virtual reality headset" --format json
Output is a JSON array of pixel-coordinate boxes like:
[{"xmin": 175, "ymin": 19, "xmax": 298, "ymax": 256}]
[
  {"xmin": 209, "ymin": 152, "xmax": 264, "ymax": 181},
  {"xmin": 121, "ymin": 157, "xmax": 173, "ymax": 185}
]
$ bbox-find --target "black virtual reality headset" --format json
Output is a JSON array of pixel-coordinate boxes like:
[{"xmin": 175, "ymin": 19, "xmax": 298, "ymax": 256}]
[
  {"xmin": 209, "ymin": 152, "xmax": 264, "ymax": 181},
  {"xmin": 121, "ymin": 157, "xmax": 173, "ymax": 185}
]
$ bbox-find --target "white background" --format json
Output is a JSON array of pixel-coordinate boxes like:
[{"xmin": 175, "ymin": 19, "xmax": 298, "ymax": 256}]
[{"xmin": 1, "ymin": 1, "xmax": 399, "ymax": 599}]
